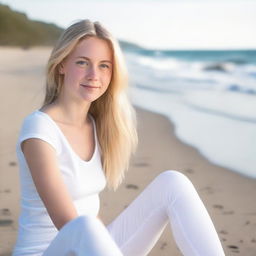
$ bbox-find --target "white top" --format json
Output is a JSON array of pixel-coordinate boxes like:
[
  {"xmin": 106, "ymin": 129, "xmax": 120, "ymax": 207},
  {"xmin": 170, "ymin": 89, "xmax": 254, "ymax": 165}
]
[{"xmin": 12, "ymin": 110, "xmax": 107, "ymax": 256}]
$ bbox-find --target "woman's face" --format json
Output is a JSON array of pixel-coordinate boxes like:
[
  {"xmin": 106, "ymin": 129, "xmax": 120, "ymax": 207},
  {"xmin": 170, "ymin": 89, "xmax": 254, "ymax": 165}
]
[{"xmin": 59, "ymin": 36, "xmax": 113, "ymax": 103}]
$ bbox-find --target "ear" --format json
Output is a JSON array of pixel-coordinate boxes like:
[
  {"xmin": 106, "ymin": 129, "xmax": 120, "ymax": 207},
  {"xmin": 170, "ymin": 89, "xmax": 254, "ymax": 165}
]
[{"xmin": 59, "ymin": 63, "xmax": 65, "ymax": 75}]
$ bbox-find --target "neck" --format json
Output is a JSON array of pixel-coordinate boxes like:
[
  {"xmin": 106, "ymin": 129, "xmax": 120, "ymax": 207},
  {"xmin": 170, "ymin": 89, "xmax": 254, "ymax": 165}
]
[{"xmin": 49, "ymin": 99, "xmax": 91, "ymax": 128}]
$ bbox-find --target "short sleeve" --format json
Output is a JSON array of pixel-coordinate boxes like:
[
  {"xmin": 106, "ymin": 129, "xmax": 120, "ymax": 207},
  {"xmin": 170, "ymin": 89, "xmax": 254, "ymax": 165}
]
[{"xmin": 18, "ymin": 112, "xmax": 61, "ymax": 155}]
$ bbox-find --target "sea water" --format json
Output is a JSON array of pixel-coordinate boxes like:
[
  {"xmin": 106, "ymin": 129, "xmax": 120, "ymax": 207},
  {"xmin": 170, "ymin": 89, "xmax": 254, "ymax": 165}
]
[{"xmin": 123, "ymin": 46, "xmax": 256, "ymax": 179}]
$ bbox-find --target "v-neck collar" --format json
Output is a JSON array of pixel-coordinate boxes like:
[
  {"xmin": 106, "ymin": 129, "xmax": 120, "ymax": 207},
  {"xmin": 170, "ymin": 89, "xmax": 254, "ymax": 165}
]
[{"xmin": 36, "ymin": 110, "xmax": 97, "ymax": 163}]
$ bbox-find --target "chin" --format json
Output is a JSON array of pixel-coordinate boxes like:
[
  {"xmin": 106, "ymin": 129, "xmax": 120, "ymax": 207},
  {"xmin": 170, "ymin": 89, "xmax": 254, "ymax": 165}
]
[{"xmin": 81, "ymin": 95, "xmax": 100, "ymax": 103}]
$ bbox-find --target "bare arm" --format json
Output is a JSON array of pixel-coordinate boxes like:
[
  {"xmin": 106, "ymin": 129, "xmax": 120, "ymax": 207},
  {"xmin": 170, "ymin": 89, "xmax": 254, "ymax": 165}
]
[{"xmin": 21, "ymin": 138, "xmax": 78, "ymax": 230}]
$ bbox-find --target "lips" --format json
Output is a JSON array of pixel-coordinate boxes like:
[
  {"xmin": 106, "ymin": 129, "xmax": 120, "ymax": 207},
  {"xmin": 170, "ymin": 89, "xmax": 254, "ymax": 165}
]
[{"xmin": 80, "ymin": 84, "xmax": 99, "ymax": 88}]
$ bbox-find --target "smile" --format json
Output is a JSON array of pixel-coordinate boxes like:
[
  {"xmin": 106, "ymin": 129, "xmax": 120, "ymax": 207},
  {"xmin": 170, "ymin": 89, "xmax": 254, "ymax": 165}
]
[{"xmin": 80, "ymin": 84, "xmax": 99, "ymax": 89}]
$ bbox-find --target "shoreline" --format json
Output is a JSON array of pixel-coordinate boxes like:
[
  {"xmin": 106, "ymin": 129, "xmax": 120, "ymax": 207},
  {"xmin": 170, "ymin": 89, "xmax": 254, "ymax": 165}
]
[{"xmin": 136, "ymin": 106, "xmax": 256, "ymax": 181}]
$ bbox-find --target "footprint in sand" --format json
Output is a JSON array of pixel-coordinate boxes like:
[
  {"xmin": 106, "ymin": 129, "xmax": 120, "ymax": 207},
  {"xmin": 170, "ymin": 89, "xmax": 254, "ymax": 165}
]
[
  {"xmin": 184, "ymin": 168, "xmax": 194, "ymax": 174},
  {"xmin": 9, "ymin": 161, "xmax": 17, "ymax": 166},
  {"xmin": 0, "ymin": 219, "xmax": 13, "ymax": 227},
  {"xmin": 251, "ymin": 238, "xmax": 256, "ymax": 243},
  {"xmin": 0, "ymin": 208, "xmax": 11, "ymax": 216},
  {"xmin": 245, "ymin": 220, "xmax": 250, "ymax": 225},
  {"xmin": 126, "ymin": 184, "xmax": 139, "ymax": 190},
  {"xmin": 227, "ymin": 245, "xmax": 239, "ymax": 253},
  {"xmin": 4, "ymin": 189, "xmax": 11, "ymax": 193},
  {"xmin": 160, "ymin": 242, "xmax": 167, "ymax": 250},
  {"xmin": 133, "ymin": 162, "xmax": 149, "ymax": 167},
  {"xmin": 213, "ymin": 204, "xmax": 224, "ymax": 210},
  {"xmin": 0, "ymin": 208, "xmax": 14, "ymax": 228},
  {"xmin": 219, "ymin": 230, "xmax": 228, "ymax": 235},
  {"xmin": 223, "ymin": 210, "xmax": 234, "ymax": 215},
  {"xmin": 212, "ymin": 205, "xmax": 235, "ymax": 215}
]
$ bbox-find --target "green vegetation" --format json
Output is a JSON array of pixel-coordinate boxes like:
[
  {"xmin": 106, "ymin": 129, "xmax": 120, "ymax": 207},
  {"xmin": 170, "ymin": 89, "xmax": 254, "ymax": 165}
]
[
  {"xmin": 0, "ymin": 4, "xmax": 63, "ymax": 47},
  {"xmin": 0, "ymin": 3, "xmax": 143, "ymax": 51}
]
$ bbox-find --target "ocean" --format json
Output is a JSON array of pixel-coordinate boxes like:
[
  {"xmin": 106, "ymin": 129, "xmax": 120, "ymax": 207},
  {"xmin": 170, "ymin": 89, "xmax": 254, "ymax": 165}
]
[{"xmin": 122, "ymin": 46, "xmax": 256, "ymax": 179}]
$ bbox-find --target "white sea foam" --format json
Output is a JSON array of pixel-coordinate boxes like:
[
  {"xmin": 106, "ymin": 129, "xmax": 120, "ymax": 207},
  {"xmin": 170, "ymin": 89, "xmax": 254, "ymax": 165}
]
[
  {"xmin": 182, "ymin": 91, "xmax": 256, "ymax": 122},
  {"xmin": 130, "ymin": 87, "xmax": 256, "ymax": 179},
  {"xmin": 126, "ymin": 51, "xmax": 256, "ymax": 179}
]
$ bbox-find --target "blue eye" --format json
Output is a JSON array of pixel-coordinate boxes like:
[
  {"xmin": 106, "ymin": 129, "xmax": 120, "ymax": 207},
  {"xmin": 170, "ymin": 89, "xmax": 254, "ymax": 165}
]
[
  {"xmin": 76, "ymin": 60, "xmax": 88, "ymax": 66},
  {"xmin": 100, "ymin": 64, "xmax": 110, "ymax": 69}
]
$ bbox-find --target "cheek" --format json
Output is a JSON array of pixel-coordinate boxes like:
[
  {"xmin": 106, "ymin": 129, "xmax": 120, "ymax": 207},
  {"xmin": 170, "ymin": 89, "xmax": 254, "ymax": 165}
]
[
  {"xmin": 105, "ymin": 71, "xmax": 112, "ymax": 85},
  {"xmin": 65, "ymin": 67, "xmax": 84, "ymax": 83},
  {"xmin": 106, "ymin": 75, "xmax": 112, "ymax": 85}
]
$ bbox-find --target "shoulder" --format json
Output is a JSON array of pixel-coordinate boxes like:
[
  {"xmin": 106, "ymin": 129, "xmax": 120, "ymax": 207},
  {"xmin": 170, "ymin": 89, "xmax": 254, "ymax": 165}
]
[
  {"xmin": 20, "ymin": 110, "xmax": 55, "ymax": 134},
  {"xmin": 23, "ymin": 109, "xmax": 49, "ymax": 123},
  {"xmin": 18, "ymin": 110, "xmax": 61, "ymax": 154}
]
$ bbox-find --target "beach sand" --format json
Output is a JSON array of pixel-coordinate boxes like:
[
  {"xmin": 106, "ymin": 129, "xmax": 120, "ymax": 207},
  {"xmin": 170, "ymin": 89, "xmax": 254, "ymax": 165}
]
[{"xmin": 0, "ymin": 47, "xmax": 255, "ymax": 255}]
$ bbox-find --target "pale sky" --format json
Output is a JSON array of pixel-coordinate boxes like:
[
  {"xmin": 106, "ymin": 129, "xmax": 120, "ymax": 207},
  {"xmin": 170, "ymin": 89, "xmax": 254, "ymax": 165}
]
[{"xmin": 1, "ymin": 0, "xmax": 256, "ymax": 50}]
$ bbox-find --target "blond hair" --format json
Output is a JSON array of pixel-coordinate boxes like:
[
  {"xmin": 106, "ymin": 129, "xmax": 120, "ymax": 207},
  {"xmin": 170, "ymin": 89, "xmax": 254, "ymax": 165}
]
[{"xmin": 42, "ymin": 19, "xmax": 138, "ymax": 191}]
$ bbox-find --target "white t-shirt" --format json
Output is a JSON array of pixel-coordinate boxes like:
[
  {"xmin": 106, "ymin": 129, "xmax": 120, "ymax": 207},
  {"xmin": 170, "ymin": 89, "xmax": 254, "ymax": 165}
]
[{"xmin": 12, "ymin": 110, "xmax": 107, "ymax": 256}]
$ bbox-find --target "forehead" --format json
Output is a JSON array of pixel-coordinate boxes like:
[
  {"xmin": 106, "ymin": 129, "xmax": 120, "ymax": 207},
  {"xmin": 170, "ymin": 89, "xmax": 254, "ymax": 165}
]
[{"xmin": 71, "ymin": 37, "xmax": 113, "ymax": 61}]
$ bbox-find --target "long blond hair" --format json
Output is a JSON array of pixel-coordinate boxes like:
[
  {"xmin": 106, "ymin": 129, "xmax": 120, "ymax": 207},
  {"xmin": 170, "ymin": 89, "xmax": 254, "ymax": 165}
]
[{"xmin": 42, "ymin": 19, "xmax": 138, "ymax": 191}]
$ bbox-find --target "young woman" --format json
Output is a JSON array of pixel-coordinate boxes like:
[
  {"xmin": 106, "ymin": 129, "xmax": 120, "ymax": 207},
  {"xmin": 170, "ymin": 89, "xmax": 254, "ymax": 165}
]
[{"xmin": 12, "ymin": 19, "xmax": 225, "ymax": 256}]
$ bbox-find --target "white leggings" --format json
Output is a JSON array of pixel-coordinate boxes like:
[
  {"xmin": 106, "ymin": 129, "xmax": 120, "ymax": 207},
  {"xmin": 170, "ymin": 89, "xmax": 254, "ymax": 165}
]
[{"xmin": 42, "ymin": 170, "xmax": 225, "ymax": 256}]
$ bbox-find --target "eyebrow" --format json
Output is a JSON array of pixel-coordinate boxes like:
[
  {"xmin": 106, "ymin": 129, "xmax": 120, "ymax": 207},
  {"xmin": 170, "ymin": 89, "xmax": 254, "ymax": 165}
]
[{"xmin": 76, "ymin": 56, "xmax": 112, "ymax": 64}]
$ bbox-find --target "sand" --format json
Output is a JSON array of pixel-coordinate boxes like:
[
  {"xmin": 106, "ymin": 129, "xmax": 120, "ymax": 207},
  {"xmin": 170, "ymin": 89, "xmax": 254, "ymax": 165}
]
[{"xmin": 0, "ymin": 47, "xmax": 255, "ymax": 256}]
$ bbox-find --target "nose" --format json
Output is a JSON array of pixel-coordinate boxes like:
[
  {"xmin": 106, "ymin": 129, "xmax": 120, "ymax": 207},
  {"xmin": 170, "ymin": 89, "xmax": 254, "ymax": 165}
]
[{"xmin": 86, "ymin": 65, "xmax": 99, "ymax": 81}]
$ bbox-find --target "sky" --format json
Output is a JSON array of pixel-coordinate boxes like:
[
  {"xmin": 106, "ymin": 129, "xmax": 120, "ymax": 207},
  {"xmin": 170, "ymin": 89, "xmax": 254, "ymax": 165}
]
[{"xmin": 1, "ymin": 0, "xmax": 256, "ymax": 50}]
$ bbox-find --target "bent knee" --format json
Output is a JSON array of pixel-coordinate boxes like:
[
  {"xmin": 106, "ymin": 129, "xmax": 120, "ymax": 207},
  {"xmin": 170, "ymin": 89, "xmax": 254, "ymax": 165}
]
[
  {"xmin": 156, "ymin": 170, "xmax": 196, "ymax": 193},
  {"xmin": 64, "ymin": 215, "xmax": 103, "ymax": 233},
  {"xmin": 158, "ymin": 170, "xmax": 190, "ymax": 183}
]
